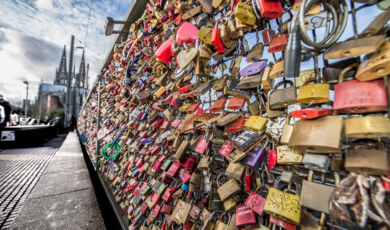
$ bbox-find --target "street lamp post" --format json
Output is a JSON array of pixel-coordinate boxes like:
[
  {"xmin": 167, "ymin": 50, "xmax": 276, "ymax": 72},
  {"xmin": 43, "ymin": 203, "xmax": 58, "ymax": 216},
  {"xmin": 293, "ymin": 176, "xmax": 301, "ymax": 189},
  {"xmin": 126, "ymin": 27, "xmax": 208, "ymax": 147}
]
[{"xmin": 23, "ymin": 80, "xmax": 29, "ymax": 117}]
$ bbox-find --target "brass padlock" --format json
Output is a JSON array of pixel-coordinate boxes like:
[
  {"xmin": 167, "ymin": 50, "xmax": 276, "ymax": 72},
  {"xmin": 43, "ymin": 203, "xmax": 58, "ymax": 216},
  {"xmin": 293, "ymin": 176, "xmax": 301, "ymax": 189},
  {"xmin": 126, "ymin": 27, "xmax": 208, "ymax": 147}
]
[
  {"xmin": 217, "ymin": 175, "xmax": 240, "ymax": 201},
  {"xmin": 235, "ymin": 2, "xmax": 257, "ymax": 25}
]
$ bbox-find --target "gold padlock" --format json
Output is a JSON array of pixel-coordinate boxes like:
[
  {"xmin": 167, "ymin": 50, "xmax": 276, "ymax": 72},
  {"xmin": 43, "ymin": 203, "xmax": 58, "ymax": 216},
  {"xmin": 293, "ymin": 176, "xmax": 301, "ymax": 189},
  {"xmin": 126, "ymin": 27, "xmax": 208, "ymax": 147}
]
[
  {"xmin": 153, "ymin": 86, "xmax": 166, "ymax": 98},
  {"xmin": 198, "ymin": 27, "xmax": 213, "ymax": 45},
  {"xmin": 235, "ymin": 2, "xmax": 257, "ymax": 26},
  {"xmin": 244, "ymin": 116, "xmax": 268, "ymax": 133},
  {"xmin": 296, "ymin": 77, "xmax": 329, "ymax": 104},
  {"xmin": 264, "ymin": 187, "xmax": 301, "ymax": 225},
  {"xmin": 345, "ymin": 116, "xmax": 390, "ymax": 139}
]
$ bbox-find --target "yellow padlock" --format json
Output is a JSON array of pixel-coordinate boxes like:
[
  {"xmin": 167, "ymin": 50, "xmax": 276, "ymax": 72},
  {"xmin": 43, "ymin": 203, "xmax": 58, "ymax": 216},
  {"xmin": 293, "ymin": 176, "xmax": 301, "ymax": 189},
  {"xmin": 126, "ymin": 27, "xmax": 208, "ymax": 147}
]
[
  {"xmin": 264, "ymin": 187, "xmax": 301, "ymax": 225},
  {"xmin": 178, "ymin": 103, "xmax": 192, "ymax": 113},
  {"xmin": 153, "ymin": 86, "xmax": 166, "ymax": 98},
  {"xmin": 244, "ymin": 116, "xmax": 268, "ymax": 132},
  {"xmin": 345, "ymin": 116, "xmax": 390, "ymax": 139},
  {"xmin": 198, "ymin": 27, "xmax": 213, "ymax": 45},
  {"xmin": 235, "ymin": 2, "xmax": 257, "ymax": 26},
  {"xmin": 297, "ymin": 78, "xmax": 329, "ymax": 104}
]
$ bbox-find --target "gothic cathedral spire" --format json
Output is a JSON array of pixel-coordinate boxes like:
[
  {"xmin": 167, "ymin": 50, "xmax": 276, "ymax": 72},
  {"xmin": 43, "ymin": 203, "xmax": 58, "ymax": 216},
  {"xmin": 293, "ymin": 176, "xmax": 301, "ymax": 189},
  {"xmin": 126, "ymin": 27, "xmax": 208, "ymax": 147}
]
[{"xmin": 54, "ymin": 45, "xmax": 67, "ymax": 86}]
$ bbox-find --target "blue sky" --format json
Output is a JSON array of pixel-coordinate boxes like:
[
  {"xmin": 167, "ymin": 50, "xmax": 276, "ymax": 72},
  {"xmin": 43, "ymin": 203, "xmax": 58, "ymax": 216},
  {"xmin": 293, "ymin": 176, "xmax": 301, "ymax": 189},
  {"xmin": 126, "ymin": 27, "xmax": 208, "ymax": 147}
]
[{"xmin": 0, "ymin": 0, "xmax": 131, "ymax": 105}]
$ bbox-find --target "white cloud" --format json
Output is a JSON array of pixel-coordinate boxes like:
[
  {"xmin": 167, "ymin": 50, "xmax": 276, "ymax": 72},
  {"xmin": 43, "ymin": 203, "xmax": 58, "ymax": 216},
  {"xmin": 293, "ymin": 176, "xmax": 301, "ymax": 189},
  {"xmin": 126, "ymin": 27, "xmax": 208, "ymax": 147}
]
[{"xmin": 0, "ymin": 0, "xmax": 129, "ymax": 104}]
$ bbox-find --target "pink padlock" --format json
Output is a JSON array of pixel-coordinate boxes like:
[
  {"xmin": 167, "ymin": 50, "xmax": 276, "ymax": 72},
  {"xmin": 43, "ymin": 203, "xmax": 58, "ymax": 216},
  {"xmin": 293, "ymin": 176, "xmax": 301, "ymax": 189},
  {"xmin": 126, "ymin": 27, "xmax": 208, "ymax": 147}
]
[{"xmin": 176, "ymin": 22, "xmax": 199, "ymax": 45}]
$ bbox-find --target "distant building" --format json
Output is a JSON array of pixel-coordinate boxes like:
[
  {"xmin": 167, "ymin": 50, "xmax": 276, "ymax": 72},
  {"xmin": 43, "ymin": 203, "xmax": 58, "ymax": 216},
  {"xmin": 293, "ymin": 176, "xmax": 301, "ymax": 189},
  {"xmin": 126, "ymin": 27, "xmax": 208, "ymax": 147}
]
[{"xmin": 36, "ymin": 46, "xmax": 89, "ymax": 120}]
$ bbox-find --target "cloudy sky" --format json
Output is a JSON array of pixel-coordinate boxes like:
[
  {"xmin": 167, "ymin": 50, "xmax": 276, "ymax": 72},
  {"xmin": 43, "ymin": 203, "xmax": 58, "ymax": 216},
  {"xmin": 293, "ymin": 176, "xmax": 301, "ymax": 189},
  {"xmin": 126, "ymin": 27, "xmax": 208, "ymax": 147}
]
[
  {"xmin": 0, "ymin": 1, "xmax": 385, "ymax": 107},
  {"xmin": 0, "ymin": 0, "xmax": 131, "ymax": 106}
]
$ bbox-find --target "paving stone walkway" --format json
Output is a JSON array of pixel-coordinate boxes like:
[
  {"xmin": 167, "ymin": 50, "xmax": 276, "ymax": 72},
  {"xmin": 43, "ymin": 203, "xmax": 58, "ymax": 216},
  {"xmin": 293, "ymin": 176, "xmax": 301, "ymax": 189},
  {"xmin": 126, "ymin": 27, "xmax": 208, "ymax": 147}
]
[
  {"xmin": 0, "ymin": 145, "xmax": 59, "ymax": 229},
  {"xmin": 6, "ymin": 132, "xmax": 105, "ymax": 230}
]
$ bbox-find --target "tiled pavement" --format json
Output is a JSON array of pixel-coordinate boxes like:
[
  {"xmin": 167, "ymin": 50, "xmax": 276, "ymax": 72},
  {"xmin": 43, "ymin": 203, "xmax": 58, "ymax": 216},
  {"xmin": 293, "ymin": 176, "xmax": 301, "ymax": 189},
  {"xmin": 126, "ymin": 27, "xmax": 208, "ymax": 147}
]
[
  {"xmin": 10, "ymin": 132, "xmax": 105, "ymax": 230},
  {"xmin": 0, "ymin": 146, "xmax": 58, "ymax": 229}
]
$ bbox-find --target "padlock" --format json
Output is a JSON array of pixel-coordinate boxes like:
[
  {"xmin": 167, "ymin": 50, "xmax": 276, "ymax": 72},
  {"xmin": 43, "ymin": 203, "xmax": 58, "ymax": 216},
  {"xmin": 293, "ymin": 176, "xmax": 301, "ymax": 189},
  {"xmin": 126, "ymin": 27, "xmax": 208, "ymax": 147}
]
[
  {"xmin": 232, "ymin": 130, "xmax": 262, "ymax": 152},
  {"xmin": 227, "ymin": 97, "xmax": 246, "ymax": 110},
  {"xmin": 268, "ymin": 34, "xmax": 288, "ymax": 53},
  {"xmin": 345, "ymin": 141, "xmax": 388, "ymax": 175},
  {"xmin": 216, "ymin": 175, "xmax": 241, "ymax": 201},
  {"xmin": 291, "ymin": 107, "xmax": 331, "ymax": 119},
  {"xmin": 334, "ymin": 64, "xmax": 388, "ymax": 114},
  {"xmin": 239, "ymin": 60, "xmax": 267, "ymax": 76},
  {"xmin": 301, "ymin": 170, "xmax": 337, "ymax": 214},
  {"xmin": 244, "ymin": 115, "xmax": 268, "ymax": 133},
  {"xmin": 258, "ymin": 0, "xmax": 283, "ymax": 18},
  {"xmin": 211, "ymin": 22, "xmax": 225, "ymax": 54},
  {"xmin": 214, "ymin": 213, "xmax": 232, "ymax": 230},
  {"xmin": 276, "ymin": 145, "xmax": 303, "ymax": 165},
  {"xmin": 302, "ymin": 153, "xmax": 330, "ymax": 172},
  {"xmin": 240, "ymin": 135, "xmax": 268, "ymax": 169},
  {"xmin": 225, "ymin": 118, "xmax": 246, "ymax": 133},
  {"xmin": 264, "ymin": 177, "xmax": 301, "ymax": 225},
  {"xmin": 219, "ymin": 19, "xmax": 231, "ymax": 48},
  {"xmin": 155, "ymin": 39, "xmax": 175, "ymax": 63},
  {"xmin": 344, "ymin": 116, "xmax": 390, "ymax": 139},
  {"xmin": 356, "ymin": 41, "xmax": 390, "ymax": 81},
  {"xmin": 198, "ymin": 27, "xmax": 213, "ymax": 45},
  {"xmin": 225, "ymin": 161, "xmax": 245, "ymax": 181},
  {"xmin": 268, "ymin": 80, "xmax": 296, "ymax": 110},
  {"xmin": 289, "ymin": 115, "xmax": 343, "ymax": 153},
  {"xmin": 245, "ymin": 185, "xmax": 268, "ymax": 216},
  {"xmin": 176, "ymin": 22, "xmax": 199, "ymax": 45},
  {"xmin": 235, "ymin": 2, "xmax": 257, "ymax": 25},
  {"xmin": 210, "ymin": 99, "xmax": 226, "ymax": 112},
  {"xmin": 235, "ymin": 204, "xmax": 257, "ymax": 227},
  {"xmin": 296, "ymin": 78, "xmax": 329, "ymax": 104},
  {"xmin": 172, "ymin": 199, "xmax": 192, "ymax": 224}
]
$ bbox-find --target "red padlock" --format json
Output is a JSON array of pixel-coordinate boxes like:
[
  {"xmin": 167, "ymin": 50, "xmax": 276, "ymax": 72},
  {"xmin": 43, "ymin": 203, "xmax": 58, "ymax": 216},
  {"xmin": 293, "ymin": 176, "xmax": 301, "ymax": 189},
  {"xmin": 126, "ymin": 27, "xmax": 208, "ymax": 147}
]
[
  {"xmin": 170, "ymin": 98, "xmax": 181, "ymax": 108},
  {"xmin": 160, "ymin": 120, "xmax": 170, "ymax": 130},
  {"xmin": 152, "ymin": 204, "xmax": 161, "ymax": 218},
  {"xmin": 291, "ymin": 107, "xmax": 332, "ymax": 119},
  {"xmin": 225, "ymin": 118, "xmax": 246, "ymax": 133},
  {"xmin": 155, "ymin": 39, "xmax": 175, "ymax": 63},
  {"xmin": 218, "ymin": 140, "xmax": 235, "ymax": 157},
  {"xmin": 150, "ymin": 145, "xmax": 161, "ymax": 155},
  {"xmin": 179, "ymin": 169, "xmax": 192, "ymax": 184},
  {"xmin": 268, "ymin": 34, "xmax": 288, "ymax": 53},
  {"xmin": 258, "ymin": 0, "xmax": 284, "ymax": 18},
  {"xmin": 183, "ymin": 221, "xmax": 194, "ymax": 230},
  {"xmin": 195, "ymin": 108, "xmax": 204, "ymax": 114},
  {"xmin": 166, "ymin": 163, "xmax": 181, "ymax": 177},
  {"xmin": 245, "ymin": 173, "xmax": 252, "ymax": 191},
  {"xmin": 183, "ymin": 155, "xmax": 197, "ymax": 172},
  {"xmin": 267, "ymin": 149, "xmax": 277, "ymax": 171},
  {"xmin": 382, "ymin": 175, "xmax": 390, "ymax": 192},
  {"xmin": 136, "ymin": 158, "xmax": 143, "ymax": 167},
  {"xmin": 171, "ymin": 118, "xmax": 182, "ymax": 128},
  {"xmin": 270, "ymin": 215, "xmax": 297, "ymax": 230},
  {"xmin": 210, "ymin": 99, "xmax": 226, "ymax": 113},
  {"xmin": 236, "ymin": 204, "xmax": 257, "ymax": 226},
  {"xmin": 162, "ymin": 186, "xmax": 178, "ymax": 202},
  {"xmin": 152, "ymin": 193, "xmax": 161, "ymax": 205},
  {"xmin": 174, "ymin": 13, "xmax": 184, "ymax": 25},
  {"xmin": 211, "ymin": 25, "xmax": 225, "ymax": 54},
  {"xmin": 178, "ymin": 84, "xmax": 193, "ymax": 93},
  {"xmin": 186, "ymin": 103, "xmax": 200, "ymax": 114}
]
